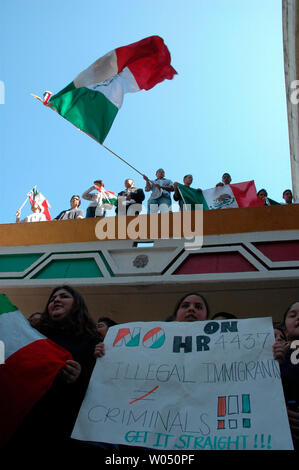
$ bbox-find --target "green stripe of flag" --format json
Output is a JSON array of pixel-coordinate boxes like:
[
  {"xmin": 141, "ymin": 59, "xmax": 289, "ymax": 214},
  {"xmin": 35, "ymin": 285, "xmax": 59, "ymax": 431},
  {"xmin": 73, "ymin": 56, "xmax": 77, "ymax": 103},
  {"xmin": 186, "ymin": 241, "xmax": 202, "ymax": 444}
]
[
  {"xmin": 102, "ymin": 196, "xmax": 117, "ymax": 205},
  {"xmin": 178, "ymin": 183, "xmax": 208, "ymax": 210},
  {"xmin": 50, "ymin": 82, "xmax": 119, "ymax": 144},
  {"xmin": 0, "ymin": 294, "xmax": 18, "ymax": 315}
]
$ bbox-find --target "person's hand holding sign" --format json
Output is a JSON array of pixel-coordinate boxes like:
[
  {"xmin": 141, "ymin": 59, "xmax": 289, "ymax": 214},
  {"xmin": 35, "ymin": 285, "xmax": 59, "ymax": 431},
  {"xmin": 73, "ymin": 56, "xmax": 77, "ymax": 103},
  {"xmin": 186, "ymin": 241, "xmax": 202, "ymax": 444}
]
[{"xmin": 94, "ymin": 342, "xmax": 105, "ymax": 358}]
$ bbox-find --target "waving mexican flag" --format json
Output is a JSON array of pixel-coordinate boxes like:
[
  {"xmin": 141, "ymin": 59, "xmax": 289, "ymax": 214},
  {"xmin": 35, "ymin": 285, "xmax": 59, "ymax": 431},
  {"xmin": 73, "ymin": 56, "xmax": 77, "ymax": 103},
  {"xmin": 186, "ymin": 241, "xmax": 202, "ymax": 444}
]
[
  {"xmin": 47, "ymin": 36, "xmax": 177, "ymax": 143},
  {"xmin": 178, "ymin": 181, "xmax": 264, "ymax": 210},
  {"xmin": 28, "ymin": 186, "xmax": 51, "ymax": 220}
]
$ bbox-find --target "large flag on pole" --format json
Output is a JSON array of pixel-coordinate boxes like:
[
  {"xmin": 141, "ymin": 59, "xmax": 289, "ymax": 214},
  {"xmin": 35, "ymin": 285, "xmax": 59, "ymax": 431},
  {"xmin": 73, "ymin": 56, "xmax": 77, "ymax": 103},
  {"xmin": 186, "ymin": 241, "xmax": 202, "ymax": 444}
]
[
  {"xmin": 178, "ymin": 181, "xmax": 264, "ymax": 210},
  {"xmin": 28, "ymin": 186, "xmax": 51, "ymax": 220},
  {"xmin": 0, "ymin": 294, "xmax": 72, "ymax": 447},
  {"xmin": 47, "ymin": 36, "xmax": 177, "ymax": 143}
]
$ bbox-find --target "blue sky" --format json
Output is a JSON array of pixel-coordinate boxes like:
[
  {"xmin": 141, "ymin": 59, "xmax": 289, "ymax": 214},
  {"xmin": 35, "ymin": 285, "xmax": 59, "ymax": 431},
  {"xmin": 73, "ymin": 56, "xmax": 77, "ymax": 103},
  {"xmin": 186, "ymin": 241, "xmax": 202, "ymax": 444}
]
[{"xmin": 0, "ymin": 0, "xmax": 290, "ymax": 223}]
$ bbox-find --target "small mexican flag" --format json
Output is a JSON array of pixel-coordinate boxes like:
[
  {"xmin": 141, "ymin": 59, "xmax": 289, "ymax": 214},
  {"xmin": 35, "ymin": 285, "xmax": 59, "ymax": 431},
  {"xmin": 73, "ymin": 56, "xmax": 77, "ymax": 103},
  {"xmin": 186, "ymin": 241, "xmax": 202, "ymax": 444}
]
[
  {"xmin": 28, "ymin": 186, "xmax": 51, "ymax": 220},
  {"xmin": 47, "ymin": 35, "xmax": 177, "ymax": 144},
  {"xmin": 0, "ymin": 294, "xmax": 72, "ymax": 447},
  {"xmin": 178, "ymin": 181, "xmax": 264, "ymax": 210},
  {"xmin": 99, "ymin": 188, "xmax": 117, "ymax": 206}
]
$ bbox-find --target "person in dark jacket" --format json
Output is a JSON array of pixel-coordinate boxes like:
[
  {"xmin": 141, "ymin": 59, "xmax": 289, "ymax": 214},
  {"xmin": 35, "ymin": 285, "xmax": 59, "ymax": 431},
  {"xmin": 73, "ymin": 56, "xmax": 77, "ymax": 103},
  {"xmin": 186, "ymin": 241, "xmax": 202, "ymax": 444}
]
[
  {"xmin": 55, "ymin": 195, "xmax": 84, "ymax": 220},
  {"xmin": 273, "ymin": 301, "xmax": 299, "ymax": 450},
  {"xmin": 116, "ymin": 178, "xmax": 145, "ymax": 215}
]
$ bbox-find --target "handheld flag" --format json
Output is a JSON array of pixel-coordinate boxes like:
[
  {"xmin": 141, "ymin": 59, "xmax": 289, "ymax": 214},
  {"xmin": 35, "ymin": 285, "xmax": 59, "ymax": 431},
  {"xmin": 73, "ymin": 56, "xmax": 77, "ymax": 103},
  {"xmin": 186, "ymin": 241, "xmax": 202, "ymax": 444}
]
[
  {"xmin": 95, "ymin": 185, "xmax": 117, "ymax": 208},
  {"xmin": 44, "ymin": 36, "xmax": 177, "ymax": 143},
  {"xmin": 28, "ymin": 187, "xmax": 51, "ymax": 220},
  {"xmin": 0, "ymin": 294, "xmax": 72, "ymax": 447},
  {"xmin": 178, "ymin": 181, "xmax": 265, "ymax": 210}
]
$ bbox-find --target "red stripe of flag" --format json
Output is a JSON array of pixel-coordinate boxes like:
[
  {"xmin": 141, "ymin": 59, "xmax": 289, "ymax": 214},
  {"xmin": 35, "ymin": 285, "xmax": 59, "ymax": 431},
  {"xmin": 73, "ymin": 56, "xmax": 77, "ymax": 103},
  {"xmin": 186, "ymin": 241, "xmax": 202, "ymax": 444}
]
[
  {"xmin": 230, "ymin": 180, "xmax": 264, "ymax": 208},
  {"xmin": 116, "ymin": 36, "xmax": 177, "ymax": 90},
  {"xmin": 0, "ymin": 339, "xmax": 72, "ymax": 447},
  {"xmin": 41, "ymin": 200, "xmax": 51, "ymax": 220}
]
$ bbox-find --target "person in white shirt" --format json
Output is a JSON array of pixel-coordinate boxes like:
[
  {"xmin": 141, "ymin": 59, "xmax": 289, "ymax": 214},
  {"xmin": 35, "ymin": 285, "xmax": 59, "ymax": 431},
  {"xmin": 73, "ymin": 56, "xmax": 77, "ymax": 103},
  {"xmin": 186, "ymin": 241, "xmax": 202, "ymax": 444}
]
[
  {"xmin": 82, "ymin": 180, "xmax": 114, "ymax": 218},
  {"xmin": 16, "ymin": 201, "xmax": 47, "ymax": 223}
]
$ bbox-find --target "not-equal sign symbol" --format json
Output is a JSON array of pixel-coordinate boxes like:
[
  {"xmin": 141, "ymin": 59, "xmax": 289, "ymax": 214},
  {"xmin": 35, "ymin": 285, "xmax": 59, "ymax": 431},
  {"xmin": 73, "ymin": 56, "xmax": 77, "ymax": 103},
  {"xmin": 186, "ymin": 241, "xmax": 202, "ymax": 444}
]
[{"xmin": 129, "ymin": 385, "xmax": 159, "ymax": 404}]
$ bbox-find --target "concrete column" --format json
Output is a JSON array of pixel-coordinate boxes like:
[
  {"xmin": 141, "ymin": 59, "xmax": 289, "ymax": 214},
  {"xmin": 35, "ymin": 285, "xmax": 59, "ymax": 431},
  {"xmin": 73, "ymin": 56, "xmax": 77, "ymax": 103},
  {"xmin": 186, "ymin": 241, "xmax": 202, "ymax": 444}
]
[{"xmin": 282, "ymin": 0, "xmax": 299, "ymax": 201}]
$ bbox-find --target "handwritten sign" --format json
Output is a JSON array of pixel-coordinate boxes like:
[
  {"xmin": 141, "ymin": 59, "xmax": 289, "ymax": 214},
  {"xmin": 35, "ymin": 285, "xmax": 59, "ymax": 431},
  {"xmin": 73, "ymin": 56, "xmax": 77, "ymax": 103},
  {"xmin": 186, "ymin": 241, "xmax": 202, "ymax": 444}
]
[{"xmin": 72, "ymin": 318, "xmax": 293, "ymax": 450}]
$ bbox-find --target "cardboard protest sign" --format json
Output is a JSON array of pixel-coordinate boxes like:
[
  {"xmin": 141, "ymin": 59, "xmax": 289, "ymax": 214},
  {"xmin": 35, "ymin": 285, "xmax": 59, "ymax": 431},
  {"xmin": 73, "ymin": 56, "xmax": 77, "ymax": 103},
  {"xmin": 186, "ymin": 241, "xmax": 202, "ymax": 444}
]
[{"xmin": 72, "ymin": 318, "xmax": 293, "ymax": 450}]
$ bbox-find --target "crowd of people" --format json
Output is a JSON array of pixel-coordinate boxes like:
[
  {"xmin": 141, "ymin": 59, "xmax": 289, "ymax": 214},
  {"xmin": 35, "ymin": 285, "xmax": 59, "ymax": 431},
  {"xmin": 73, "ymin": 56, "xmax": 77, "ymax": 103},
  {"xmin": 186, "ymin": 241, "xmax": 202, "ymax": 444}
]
[
  {"xmin": 15, "ymin": 171, "xmax": 299, "ymax": 223},
  {"xmin": 3, "ymin": 285, "xmax": 299, "ymax": 456}
]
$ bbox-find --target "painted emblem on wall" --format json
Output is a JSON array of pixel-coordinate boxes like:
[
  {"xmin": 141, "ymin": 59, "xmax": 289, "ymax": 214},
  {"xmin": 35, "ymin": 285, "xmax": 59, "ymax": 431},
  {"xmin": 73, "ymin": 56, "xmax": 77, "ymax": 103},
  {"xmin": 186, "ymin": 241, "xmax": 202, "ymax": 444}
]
[{"xmin": 133, "ymin": 254, "xmax": 149, "ymax": 268}]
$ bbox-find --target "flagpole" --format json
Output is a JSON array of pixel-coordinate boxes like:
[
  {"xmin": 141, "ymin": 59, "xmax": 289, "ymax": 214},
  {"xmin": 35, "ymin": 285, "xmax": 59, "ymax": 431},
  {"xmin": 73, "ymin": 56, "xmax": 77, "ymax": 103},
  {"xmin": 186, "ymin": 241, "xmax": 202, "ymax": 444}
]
[
  {"xmin": 32, "ymin": 94, "xmax": 146, "ymax": 178},
  {"xmin": 100, "ymin": 143, "xmax": 144, "ymax": 177},
  {"xmin": 17, "ymin": 196, "xmax": 28, "ymax": 212}
]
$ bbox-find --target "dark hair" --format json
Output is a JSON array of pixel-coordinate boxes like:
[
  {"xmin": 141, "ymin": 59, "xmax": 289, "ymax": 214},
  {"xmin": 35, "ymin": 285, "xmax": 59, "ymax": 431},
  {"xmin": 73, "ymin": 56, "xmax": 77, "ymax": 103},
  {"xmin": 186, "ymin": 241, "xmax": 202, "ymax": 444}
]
[
  {"xmin": 257, "ymin": 189, "xmax": 268, "ymax": 197},
  {"xmin": 71, "ymin": 195, "xmax": 81, "ymax": 207},
  {"xmin": 97, "ymin": 316, "xmax": 118, "ymax": 328},
  {"xmin": 183, "ymin": 174, "xmax": 193, "ymax": 180},
  {"xmin": 282, "ymin": 301, "xmax": 299, "ymax": 327},
  {"xmin": 94, "ymin": 180, "xmax": 104, "ymax": 187},
  {"xmin": 283, "ymin": 189, "xmax": 292, "ymax": 197},
  {"xmin": 38, "ymin": 285, "xmax": 99, "ymax": 339},
  {"xmin": 211, "ymin": 312, "xmax": 237, "ymax": 320},
  {"xmin": 171, "ymin": 292, "xmax": 210, "ymax": 321}
]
